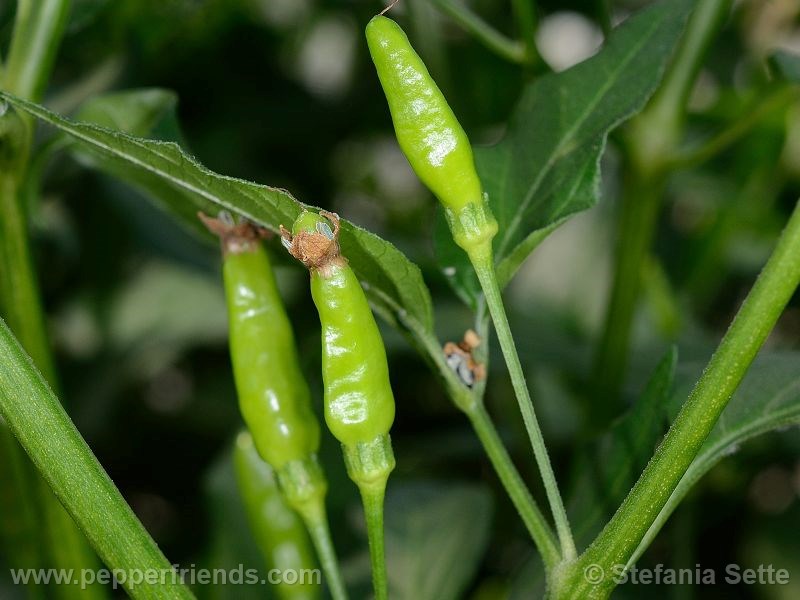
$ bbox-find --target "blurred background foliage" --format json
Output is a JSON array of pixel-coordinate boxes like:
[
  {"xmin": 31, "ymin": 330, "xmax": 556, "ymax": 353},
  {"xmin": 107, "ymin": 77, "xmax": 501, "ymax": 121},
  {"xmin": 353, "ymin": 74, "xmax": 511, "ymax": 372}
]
[{"xmin": 1, "ymin": 0, "xmax": 800, "ymax": 598}]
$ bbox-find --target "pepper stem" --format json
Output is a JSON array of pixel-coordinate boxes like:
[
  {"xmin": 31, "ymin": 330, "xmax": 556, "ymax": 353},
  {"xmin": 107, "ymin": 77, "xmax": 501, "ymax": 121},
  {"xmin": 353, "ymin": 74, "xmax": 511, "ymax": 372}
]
[
  {"xmin": 359, "ymin": 481, "xmax": 389, "ymax": 600},
  {"xmin": 468, "ymin": 241, "xmax": 577, "ymax": 562},
  {"xmin": 342, "ymin": 435, "xmax": 395, "ymax": 600},
  {"xmin": 293, "ymin": 499, "xmax": 350, "ymax": 600},
  {"xmin": 276, "ymin": 458, "xmax": 348, "ymax": 600}
]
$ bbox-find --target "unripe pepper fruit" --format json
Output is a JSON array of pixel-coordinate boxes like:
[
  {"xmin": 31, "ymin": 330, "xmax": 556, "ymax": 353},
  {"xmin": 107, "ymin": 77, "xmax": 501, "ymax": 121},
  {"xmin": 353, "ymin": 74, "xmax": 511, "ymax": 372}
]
[
  {"xmin": 280, "ymin": 211, "xmax": 395, "ymax": 460},
  {"xmin": 281, "ymin": 210, "xmax": 395, "ymax": 600},
  {"xmin": 234, "ymin": 431, "xmax": 321, "ymax": 600},
  {"xmin": 201, "ymin": 213, "xmax": 348, "ymax": 600},
  {"xmin": 200, "ymin": 213, "xmax": 324, "ymax": 507},
  {"xmin": 366, "ymin": 14, "xmax": 497, "ymax": 258}
]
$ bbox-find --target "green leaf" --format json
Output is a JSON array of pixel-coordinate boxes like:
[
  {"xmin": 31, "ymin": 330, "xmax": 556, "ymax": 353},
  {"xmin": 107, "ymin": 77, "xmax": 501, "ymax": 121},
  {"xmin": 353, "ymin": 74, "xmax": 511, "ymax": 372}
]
[
  {"xmin": 770, "ymin": 50, "xmax": 800, "ymax": 84},
  {"xmin": 565, "ymin": 350, "xmax": 800, "ymax": 562},
  {"xmin": 436, "ymin": 0, "xmax": 694, "ymax": 305},
  {"xmin": 1, "ymin": 92, "xmax": 434, "ymax": 333},
  {"xmin": 385, "ymin": 481, "xmax": 492, "ymax": 600},
  {"xmin": 567, "ymin": 348, "xmax": 676, "ymax": 548},
  {"xmin": 0, "ymin": 318, "xmax": 194, "ymax": 600},
  {"xmin": 72, "ymin": 88, "xmax": 179, "ymax": 138},
  {"xmin": 629, "ymin": 351, "xmax": 800, "ymax": 564}
]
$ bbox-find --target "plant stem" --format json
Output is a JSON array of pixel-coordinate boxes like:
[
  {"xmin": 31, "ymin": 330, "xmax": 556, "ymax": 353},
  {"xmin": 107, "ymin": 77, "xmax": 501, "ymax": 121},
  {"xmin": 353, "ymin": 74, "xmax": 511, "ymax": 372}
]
[
  {"xmin": 0, "ymin": 172, "xmax": 56, "ymax": 383},
  {"xmin": 592, "ymin": 0, "xmax": 732, "ymax": 405},
  {"xmin": 367, "ymin": 285, "xmax": 559, "ymax": 564},
  {"xmin": 466, "ymin": 404, "xmax": 560, "ymax": 567},
  {"xmin": 0, "ymin": 318, "xmax": 195, "ymax": 600},
  {"xmin": 591, "ymin": 174, "xmax": 662, "ymax": 417},
  {"xmin": 430, "ymin": 0, "xmax": 528, "ymax": 65},
  {"xmin": 557, "ymin": 199, "xmax": 800, "ymax": 599},
  {"xmin": 3, "ymin": 0, "xmax": 71, "ymax": 102},
  {"xmin": 510, "ymin": 0, "xmax": 541, "ymax": 66},
  {"xmin": 469, "ymin": 244, "xmax": 576, "ymax": 561},
  {"xmin": 358, "ymin": 483, "xmax": 389, "ymax": 600},
  {"xmin": 667, "ymin": 85, "xmax": 799, "ymax": 171},
  {"xmin": 295, "ymin": 501, "xmax": 349, "ymax": 600},
  {"xmin": 0, "ymin": 423, "xmax": 44, "ymax": 595},
  {"xmin": 1, "ymin": 3, "xmax": 112, "ymax": 594}
]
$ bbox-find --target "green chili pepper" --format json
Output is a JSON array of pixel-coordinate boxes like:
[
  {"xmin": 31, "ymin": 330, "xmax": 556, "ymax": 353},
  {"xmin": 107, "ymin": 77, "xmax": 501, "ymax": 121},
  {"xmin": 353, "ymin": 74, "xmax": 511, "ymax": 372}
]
[
  {"xmin": 234, "ymin": 431, "xmax": 321, "ymax": 600},
  {"xmin": 201, "ymin": 213, "xmax": 348, "ymax": 600},
  {"xmin": 365, "ymin": 14, "xmax": 497, "ymax": 258},
  {"xmin": 281, "ymin": 210, "xmax": 395, "ymax": 600},
  {"xmin": 201, "ymin": 213, "xmax": 322, "ymax": 496}
]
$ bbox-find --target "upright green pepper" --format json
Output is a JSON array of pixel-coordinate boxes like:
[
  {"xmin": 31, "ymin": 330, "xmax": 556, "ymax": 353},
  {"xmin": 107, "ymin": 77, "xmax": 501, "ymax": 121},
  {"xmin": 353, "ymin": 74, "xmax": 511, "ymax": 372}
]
[
  {"xmin": 234, "ymin": 431, "xmax": 321, "ymax": 600},
  {"xmin": 365, "ymin": 14, "xmax": 497, "ymax": 260},
  {"xmin": 281, "ymin": 210, "xmax": 395, "ymax": 600},
  {"xmin": 366, "ymin": 14, "xmax": 579, "ymax": 561},
  {"xmin": 200, "ymin": 213, "xmax": 348, "ymax": 600}
]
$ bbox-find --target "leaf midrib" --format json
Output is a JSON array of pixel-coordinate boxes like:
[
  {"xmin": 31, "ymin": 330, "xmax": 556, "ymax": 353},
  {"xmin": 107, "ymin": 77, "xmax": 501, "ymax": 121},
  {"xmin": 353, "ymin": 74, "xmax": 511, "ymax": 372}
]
[{"xmin": 496, "ymin": 12, "xmax": 665, "ymax": 260}]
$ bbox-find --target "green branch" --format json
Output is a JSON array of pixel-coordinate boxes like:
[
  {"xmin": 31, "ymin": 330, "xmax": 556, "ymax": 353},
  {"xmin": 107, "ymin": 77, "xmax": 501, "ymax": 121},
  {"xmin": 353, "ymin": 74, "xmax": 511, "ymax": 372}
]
[
  {"xmin": 369, "ymin": 286, "xmax": 559, "ymax": 565},
  {"xmin": 429, "ymin": 0, "xmax": 528, "ymax": 65},
  {"xmin": 470, "ymin": 244, "xmax": 576, "ymax": 561},
  {"xmin": 295, "ymin": 501, "xmax": 349, "ymax": 600},
  {"xmin": 3, "ymin": 0, "xmax": 71, "ymax": 102},
  {"xmin": 667, "ymin": 85, "xmax": 799, "ymax": 171},
  {"xmin": 467, "ymin": 405, "xmax": 560, "ymax": 567},
  {"xmin": 558, "ymin": 199, "xmax": 800, "ymax": 599},
  {"xmin": 0, "ymin": 318, "xmax": 195, "ymax": 599},
  {"xmin": 592, "ymin": 0, "xmax": 732, "ymax": 406}
]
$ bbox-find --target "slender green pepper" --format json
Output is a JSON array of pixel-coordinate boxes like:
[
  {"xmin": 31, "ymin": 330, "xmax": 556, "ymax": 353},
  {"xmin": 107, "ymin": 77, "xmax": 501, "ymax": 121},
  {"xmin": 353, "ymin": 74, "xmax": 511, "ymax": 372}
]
[
  {"xmin": 200, "ymin": 213, "xmax": 348, "ymax": 600},
  {"xmin": 281, "ymin": 210, "xmax": 395, "ymax": 600},
  {"xmin": 234, "ymin": 431, "xmax": 321, "ymax": 600},
  {"xmin": 201, "ymin": 213, "xmax": 321, "ymax": 494},
  {"xmin": 366, "ymin": 14, "xmax": 579, "ymax": 561},
  {"xmin": 365, "ymin": 14, "xmax": 497, "ymax": 258}
]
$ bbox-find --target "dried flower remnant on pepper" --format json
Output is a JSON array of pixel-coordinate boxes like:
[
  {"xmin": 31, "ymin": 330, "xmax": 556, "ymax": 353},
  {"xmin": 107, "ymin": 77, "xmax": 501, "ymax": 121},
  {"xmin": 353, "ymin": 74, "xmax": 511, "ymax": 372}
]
[
  {"xmin": 198, "ymin": 211, "xmax": 269, "ymax": 256},
  {"xmin": 444, "ymin": 329, "xmax": 486, "ymax": 387},
  {"xmin": 280, "ymin": 210, "xmax": 345, "ymax": 274}
]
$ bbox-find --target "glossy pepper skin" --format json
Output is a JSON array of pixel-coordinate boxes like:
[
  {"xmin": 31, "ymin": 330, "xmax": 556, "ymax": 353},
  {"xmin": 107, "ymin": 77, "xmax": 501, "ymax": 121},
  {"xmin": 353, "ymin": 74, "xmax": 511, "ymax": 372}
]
[
  {"xmin": 200, "ymin": 214, "xmax": 324, "ymax": 504},
  {"xmin": 282, "ymin": 211, "xmax": 394, "ymax": 600},
  {"xmin": 366, "ymin": 15, "xmax": 497, "ymax": 254},
  {"xmin": 283, "ymin": 211, "xmax": 395, "ymax": 447},
  {"xmin": 281, "ymin": 211, "xmax": 395, "ymax": 482},
  {"xmin": 225, "ymin": 240, "xmax": 320, "ymax": 468},
  {"xmin": 234, "ymin": 431, "xmax": 321, "ymax": 600}
]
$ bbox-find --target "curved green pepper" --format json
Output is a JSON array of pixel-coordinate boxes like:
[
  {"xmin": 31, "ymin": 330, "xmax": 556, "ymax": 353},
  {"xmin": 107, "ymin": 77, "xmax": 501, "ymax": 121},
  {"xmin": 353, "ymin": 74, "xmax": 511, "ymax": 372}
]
[
  {"xmin": 366, "ymin": 14, "xmax": 497, "ymax": 256},
  {"xmin": 202, "ymin": 213, "xmax": 349, "ymax": 600},
  {"xmin": 281, "ymin": 211, "xmax": 395, "ymax": 456},
  {"xmin": 234, "ymin": 431, "xmax": 321, "ymax": 600},
  {"xmin": 281, "ymin": 210, "xmax": 395, "ymax": 600},
  {"xmin": 201, "ymin": 214, "xmax": 321, "ymax": 489}
]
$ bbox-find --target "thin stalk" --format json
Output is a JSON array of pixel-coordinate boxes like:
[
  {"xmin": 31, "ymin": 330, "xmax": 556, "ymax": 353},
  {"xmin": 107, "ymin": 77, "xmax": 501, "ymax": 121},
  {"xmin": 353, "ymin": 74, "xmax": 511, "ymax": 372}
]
[
  {"xmin": 510, "ymin": 0, "xmax": 541, "ymax": 65},
  {"xmin": 358, "ymin": 483, "xmax": 389, "ymax": 600},
  {"xmin": 295, "ymin": 501, "xmax": 349, "ymax": 600},
  {"xmin": 368, "ymin": 286, "xmax": 559, "ymax": 563},
  {"xmin": 469, "ymin": 244, "xmax": 576, "ymax": 561},
  {"xmin": 592, "ymin": 0, "xmax": 732, "ymax": 404},
  {"xmin": 591, "ymin": 175, "xmax": 662, "ymax": 418},
  {"xmin": 467, "ymin": 404, "xmax": 560, "ymax": 567},
  {"xmin": 557, "ymin": 199, "xmax": 800, "ymax": 599},
  {"xmin": 4, "ymin": 0, "xmax": 71, "ymax": 102},
  {"xmin": 430, "ymin": 0, "xmax": 528, "ymax": 65},
  {"xmin": 0, "ymin": 424, "xmax": 44, "ymax": 598},
  {"xmin": 0, "ymin": 173, "xmax": 55, "ymax": 383},
  {"xmin": 667, "ymin": 85, "xmax": 799, "ymax": 171}
]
